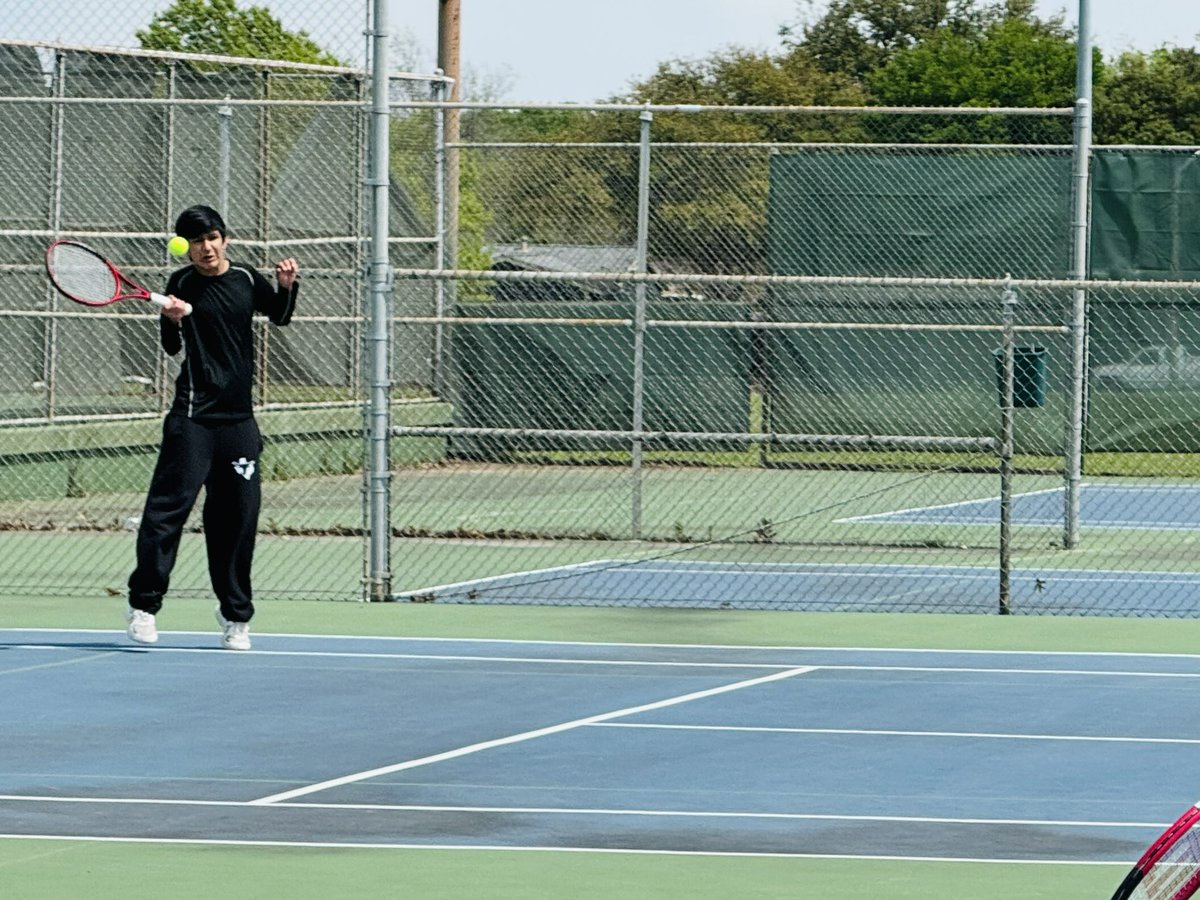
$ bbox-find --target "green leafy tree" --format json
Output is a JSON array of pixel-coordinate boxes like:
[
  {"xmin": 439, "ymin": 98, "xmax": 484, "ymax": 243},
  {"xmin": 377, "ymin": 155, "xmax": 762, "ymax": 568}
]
[
  {"xmin": 137, "ymin": 0, "xmax": 339, "ymax": 65},
  {"xmin": 787, "ymin": 0, "xmax": 992, "ymax": 79},
  {"xmin": 868, "ymin": 15, "xmax": 1078, "ymax": 107},
  {"xmin": 866, "ymin": 12, "xmax": 1084, "ymax": 141},
  {"xmin": 1095, "ymin": 47, "xmax": 1200, "ymax": 144},
  {"xmin": 465, "ymin": 49, "xmax": 871, "ymax": 279},
  {"xmin": 605, "ymin": 49, "xmax": 870, "ymax": 275}
]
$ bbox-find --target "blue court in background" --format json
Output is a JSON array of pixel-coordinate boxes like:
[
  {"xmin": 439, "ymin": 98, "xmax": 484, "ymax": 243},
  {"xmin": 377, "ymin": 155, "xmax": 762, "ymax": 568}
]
[
  {"xmin": 402, "ymin": 558, "xmax": 1200, "ymax": 615},
  {"xmin": 393, "ymin": 484, "xmax": 1200, "ymax": 614},
  {"xmin": 841, "ymin": 483, "xmax": 1200, "ymax": 530},
  {"xmin": 396, "ymin": 487, "xmax": 1200, "ymax": 619}
]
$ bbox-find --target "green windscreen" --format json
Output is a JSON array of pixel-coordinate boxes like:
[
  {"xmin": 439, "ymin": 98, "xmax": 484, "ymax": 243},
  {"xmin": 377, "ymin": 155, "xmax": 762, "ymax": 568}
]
[
  {"xmin": 764, "ymin": 149, "xmax": 1074, "ymax": 453},
  {"xmin": 766, "ymin": 149, "xmax": 1074, "ymax": 279},
  {"xmin": 448, "ymin": 300, "xmax": 751, "ymax": 458}
]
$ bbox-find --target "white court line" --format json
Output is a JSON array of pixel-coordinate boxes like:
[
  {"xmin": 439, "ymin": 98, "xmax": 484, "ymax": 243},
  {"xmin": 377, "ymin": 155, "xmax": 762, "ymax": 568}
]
[
  {"xmin": 0, "ymin": 650, "xmax": 123, "ymax": 677},
  {"xmin": 0, "ymin": 833, "xmax": 1134, "ymax": 864},
  {"xmin": 10, "ymin": 627, "xmax": 1200, "ymax": 662},
  {"xmin": 836, "ymin": 485, "xmax": 1070, "ymax": 524},
  {"xmin": 10, "ymin": 638, "xmax": 1200, "ymax": 676},
  {"xmin": 816, "ymin": 664, "xmax": 1200, "ymax": 679},
  {"xmin": 0, "ymin": 794, "xmax": 1169, "ymax": 829},
  {"xmin": 13, "ymin": 642, "xmax": 1200, "ymax": 679},
  {"xmin": 5, "ymin": 644, "xmax": 797, "ymax": 670},
  {"xmin": 838, "ymin": 482, "xmax": 1200, "ymax": 530},
  {"xmin": 850, "ymin": 518, "xmax": 1200, "ymax": 532},
  {"xmin": 1072, "ymin": 485, "xmax": 1200, "ymax": 493},
  {"xmin": 612, "ymin": 567, "xmax": 1200, "ymax": 589},
  {"xmin": 417, "ymin": 563, "xmax": 1200, "ymax": 588},
  {"xmin": 394, "ymin": 559, "xmax": 624, "ymax": 598},
  {"xmin": 592, "ymin": 722, "xmax": 1200, "ymax": 745},
  {"xmin": 248, "ymin": 665, "xmax": 817, "ymax": 805}
]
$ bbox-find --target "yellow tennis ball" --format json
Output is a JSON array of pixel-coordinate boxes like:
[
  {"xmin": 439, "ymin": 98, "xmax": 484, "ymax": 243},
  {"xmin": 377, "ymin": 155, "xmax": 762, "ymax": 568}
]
[{"xmin": 167, "ymin": 235, "xmax": 189, "ymax": 257}]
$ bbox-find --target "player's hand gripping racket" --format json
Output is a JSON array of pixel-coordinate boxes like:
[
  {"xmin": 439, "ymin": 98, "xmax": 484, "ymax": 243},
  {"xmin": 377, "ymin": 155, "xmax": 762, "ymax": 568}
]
[
  {"xmin": 1111, "ymin": 801, "xmax": 1200, "ymax": 900},
  {"xmin": 45, "ymin": 240, "xmax": 192, "ymax": 315}
]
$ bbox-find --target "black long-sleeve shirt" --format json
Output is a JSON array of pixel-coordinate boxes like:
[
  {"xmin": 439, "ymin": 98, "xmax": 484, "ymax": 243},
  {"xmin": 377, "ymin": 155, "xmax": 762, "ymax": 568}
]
[{"xmin": 161, "ymin": 261, "xmax": 297, "ymax": 422}]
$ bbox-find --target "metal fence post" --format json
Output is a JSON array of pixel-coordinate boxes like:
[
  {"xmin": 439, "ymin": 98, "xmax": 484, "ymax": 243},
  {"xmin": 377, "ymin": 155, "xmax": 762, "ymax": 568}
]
[
  {"xmin": 1064, "ymin": 96, "xmax": 1092, "ymax": 550},
  {"xmin": 365, "ymin": 0, "xmax": 392, "ymax": 601},
  {"xmin": 631, "ymin": 107, "xmax": 652, "ymax": 539},
  {"xmin": 1064, "ymin": 0, "xmax": 1094, "ymax": 549},
  {"xmin": 999, "ymin": 279, "xmax": 1016, "ymax": 615},
  {"xmin": 217, "ymin": 97, "xmax": 232, "ymax": 225},
  {"xmin": 432, "ymin": 74, "xmax": 448, "ymax": 398}
]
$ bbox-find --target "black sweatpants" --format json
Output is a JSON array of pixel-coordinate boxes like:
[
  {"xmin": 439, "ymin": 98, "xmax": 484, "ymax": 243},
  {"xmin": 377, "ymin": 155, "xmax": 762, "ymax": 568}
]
[{"xmin": 128, "ymin": 413, "xmax": 263, "ymax": 623}]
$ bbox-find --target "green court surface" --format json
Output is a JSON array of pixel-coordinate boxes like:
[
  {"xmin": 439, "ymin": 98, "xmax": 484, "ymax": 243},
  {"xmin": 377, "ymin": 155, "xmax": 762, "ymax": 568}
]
[
  {"xmin": 5, "ymin": 596, "xmax": 1192, "ymax": 899},
  {"xmin": 0, "ymin": 840, "xmax": 1122, "ymax": 900}
]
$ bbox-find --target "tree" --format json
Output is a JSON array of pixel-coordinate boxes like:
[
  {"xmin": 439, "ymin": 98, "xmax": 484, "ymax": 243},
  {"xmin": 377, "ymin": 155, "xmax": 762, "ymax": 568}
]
[
  {"xmin": 868, "ymin": 15, "xmax": 1078, "ymax": 107},
  {"xmin": 602, "ymin": 49, "xmax": 870, "ymax": 275},
  {"xmin": 786, "ymin": 0, "xmax": 990, "ymax": 79},
  {"xmin": 137, "ymin": 0, "xmax": 340, "ymax": 65},
  {"xmin": 865, "ymin": 11, "xmax": 1083, "ymax": 142},
  {"xmin": 1095, "ymin": 48, "xmax": 1200, "ymax": 144}
]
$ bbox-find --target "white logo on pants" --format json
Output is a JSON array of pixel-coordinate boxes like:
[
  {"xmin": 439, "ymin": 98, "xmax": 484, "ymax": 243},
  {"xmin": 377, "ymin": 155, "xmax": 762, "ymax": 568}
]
[{"xmin": 232, "ymin": 457, "xmax": 256, "ymax": 480}]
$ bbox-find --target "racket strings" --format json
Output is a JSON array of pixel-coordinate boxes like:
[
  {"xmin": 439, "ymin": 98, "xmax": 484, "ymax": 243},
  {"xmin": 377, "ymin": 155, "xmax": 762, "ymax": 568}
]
[
  {"xmin": 1139, "ymin": 826, "xmax": 1200, "ymax": 899},
  {"xmin": 48, "ymin": 244, "xmax": 119, "ymax": 303}
]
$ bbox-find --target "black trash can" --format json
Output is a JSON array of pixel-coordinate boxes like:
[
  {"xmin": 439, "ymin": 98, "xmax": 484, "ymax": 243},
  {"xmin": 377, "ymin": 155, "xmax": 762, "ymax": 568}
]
[{"xmin": 993, "ymin": 346, "xmax": 1047, "ymax": 408}]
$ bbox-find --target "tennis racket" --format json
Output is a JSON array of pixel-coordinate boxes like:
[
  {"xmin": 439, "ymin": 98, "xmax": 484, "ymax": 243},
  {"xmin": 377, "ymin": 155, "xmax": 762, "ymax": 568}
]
[
  {"xmin": 45, "ymin": 240, "xmax": 192, "ymax": 315},
  {"xmin": 1111, "ymin": 802, "xmax": 1200, "ymax": 900}
]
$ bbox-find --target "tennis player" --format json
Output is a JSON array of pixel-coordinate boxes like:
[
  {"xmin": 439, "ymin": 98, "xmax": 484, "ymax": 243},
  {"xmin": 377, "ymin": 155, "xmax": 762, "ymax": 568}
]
[{"xmin": 125, "ymin": 205, "xmax": 298, "ymax": 650}]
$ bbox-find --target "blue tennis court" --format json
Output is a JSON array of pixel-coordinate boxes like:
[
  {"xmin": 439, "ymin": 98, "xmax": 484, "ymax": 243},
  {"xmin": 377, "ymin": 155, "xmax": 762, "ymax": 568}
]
[
  {"xmin": 841, "ymin": 484, "xmax": 1200, "ymax": 530},
  {"xmin": 386, "ymin": 482, "xmax": 1200, "ymax": 615},
  {"xmin": 399, "ymin": 559, "xmax": 1200, "ymax": 615},
  {"xmin": 2, "ymin": 628, "xmax": 1195, "ymax": 868}
]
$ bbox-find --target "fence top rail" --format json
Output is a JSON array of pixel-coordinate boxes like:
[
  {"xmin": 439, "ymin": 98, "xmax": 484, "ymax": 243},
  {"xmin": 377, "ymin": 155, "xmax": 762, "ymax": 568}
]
[
  {"xmin": 2, "ymin": 95, "xmax": 363, "ymax": 108},
  {"xmin": 389, "ymin": 100, "xmax": 1074, "ymax": 116},
  {"xmin": 0, "ymin": 96, "xmax": 1074, "ymax": 117},
  {"xmin": 0, "ymin": 37, "xmax": 450, "ymax": 83},
  {"xmin": 392, "ymin": 267, "xmax": 1200, "ymax": 292},
  {"xmin": 1094, "ymin": 144, "xmax": 1200, "ymax": 152},
  {"xmin": 454, "ymin": 142, "xmax": 1074, "ymax": 151}
]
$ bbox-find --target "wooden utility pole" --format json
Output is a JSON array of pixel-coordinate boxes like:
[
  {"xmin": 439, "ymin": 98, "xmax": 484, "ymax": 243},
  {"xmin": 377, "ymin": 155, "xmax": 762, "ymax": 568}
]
[{"xmin": 438, "ymin": 0, "xmax": 460, "ymax": 269}]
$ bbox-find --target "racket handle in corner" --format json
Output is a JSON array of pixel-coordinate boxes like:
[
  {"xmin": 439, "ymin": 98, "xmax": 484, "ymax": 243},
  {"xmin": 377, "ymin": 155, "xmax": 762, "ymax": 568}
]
[{"xmin": 150, "ymin": 293, "xmax": 193, "ymax": 316}]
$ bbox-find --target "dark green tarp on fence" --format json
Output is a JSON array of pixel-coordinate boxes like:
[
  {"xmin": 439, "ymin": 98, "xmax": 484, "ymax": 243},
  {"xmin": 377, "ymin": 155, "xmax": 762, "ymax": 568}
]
[{"xmin": 448, "ymin": 301, "xmax": 751, "ymax": 457}]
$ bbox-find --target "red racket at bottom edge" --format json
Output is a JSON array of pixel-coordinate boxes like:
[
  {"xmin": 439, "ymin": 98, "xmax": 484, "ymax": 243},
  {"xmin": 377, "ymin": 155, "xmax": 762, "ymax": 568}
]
[
  {"xmin": 45, "ymin": 240, "xmax": 192, "ymax": 315},
  {"xmin": 1112, "ymin": 802, "xmax": 1200, "ymax": 900}
]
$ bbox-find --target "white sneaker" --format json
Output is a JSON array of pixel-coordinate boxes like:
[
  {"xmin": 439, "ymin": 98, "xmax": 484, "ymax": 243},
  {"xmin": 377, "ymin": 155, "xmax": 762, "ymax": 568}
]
[
  {"xmin": 215, "ymin": 606, "xmax": 252, "ymax": 651},
  {"xmin": 126, "ymin": 607, "xmax": 158, "ymax": 644}
]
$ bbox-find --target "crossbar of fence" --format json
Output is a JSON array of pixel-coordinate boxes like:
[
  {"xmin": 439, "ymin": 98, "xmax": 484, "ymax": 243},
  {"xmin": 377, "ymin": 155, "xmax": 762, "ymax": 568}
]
[
  {"xmin": 391, "ymin": 267, "xmax": 1200, "ymax": 292},
  {"xmin": 390, "ymin": 426, "xmax": 997, "ymax": 453},
  {"xmin": 392, "ymin": 315, "xmax": 1067, "ymax": 333}
]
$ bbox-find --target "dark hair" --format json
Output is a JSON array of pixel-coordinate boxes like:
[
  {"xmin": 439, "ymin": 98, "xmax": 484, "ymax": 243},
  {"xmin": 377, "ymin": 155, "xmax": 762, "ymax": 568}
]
[{"xmin": 174, "ymin": 205, "xmax": 226, "ymax": 240}]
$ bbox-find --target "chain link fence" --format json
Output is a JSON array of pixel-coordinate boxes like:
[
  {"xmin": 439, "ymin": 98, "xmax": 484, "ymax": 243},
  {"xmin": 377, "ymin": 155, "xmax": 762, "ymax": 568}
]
[
  {"xmin": 381, "ymin": 105, "xmax": 1200, "ymax": 618},
  {"xmin": 0, "ymin": 38, "xmax": 445, "ymax": 602},
  {"xmin": 2, "ymin": 19, "xmax": 1200, "ymax": 616}
]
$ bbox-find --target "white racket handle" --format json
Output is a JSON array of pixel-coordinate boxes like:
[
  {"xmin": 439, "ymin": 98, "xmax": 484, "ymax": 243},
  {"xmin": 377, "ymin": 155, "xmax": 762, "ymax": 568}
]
[{"xmin": 150, "ymin": 292, "xmax": 193, "ymax": 316}]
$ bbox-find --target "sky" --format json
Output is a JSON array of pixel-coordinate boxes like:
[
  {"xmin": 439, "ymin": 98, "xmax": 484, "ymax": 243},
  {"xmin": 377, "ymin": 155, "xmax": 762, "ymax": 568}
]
[
  {"xmin": 425, "ymin": 0, "xmax": 1200, "ymax": 102},
  {"xmin": 8, "ymin": 0, "xmax": 1200, "ymax": 103}
]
